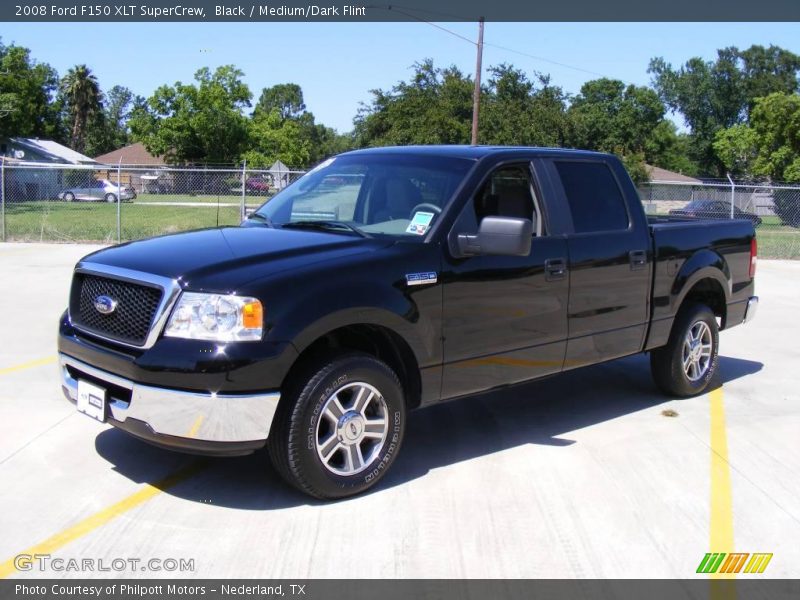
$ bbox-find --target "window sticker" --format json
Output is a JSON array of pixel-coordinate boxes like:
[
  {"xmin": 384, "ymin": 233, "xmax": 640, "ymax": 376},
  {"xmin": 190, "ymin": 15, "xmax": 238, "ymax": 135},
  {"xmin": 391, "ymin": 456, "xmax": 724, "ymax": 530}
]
[{"xmin": 405, "ymin": 211, "xmax": 435, "ymax": 235}]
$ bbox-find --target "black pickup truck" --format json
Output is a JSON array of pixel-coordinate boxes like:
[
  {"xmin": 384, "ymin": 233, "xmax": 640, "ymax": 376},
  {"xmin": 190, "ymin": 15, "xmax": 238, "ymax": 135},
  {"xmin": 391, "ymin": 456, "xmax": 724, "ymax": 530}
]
[{"xmin": 58, "ymin": 146, "xmax": 758, "ymax": 499}]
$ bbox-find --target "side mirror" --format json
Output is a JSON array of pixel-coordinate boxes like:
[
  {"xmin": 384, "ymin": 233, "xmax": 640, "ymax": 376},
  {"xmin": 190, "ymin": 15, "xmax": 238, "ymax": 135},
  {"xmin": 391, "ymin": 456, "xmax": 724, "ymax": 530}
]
[{"xmin": 456, "ymin": 216, "xmax": 533, "ymax": 257}]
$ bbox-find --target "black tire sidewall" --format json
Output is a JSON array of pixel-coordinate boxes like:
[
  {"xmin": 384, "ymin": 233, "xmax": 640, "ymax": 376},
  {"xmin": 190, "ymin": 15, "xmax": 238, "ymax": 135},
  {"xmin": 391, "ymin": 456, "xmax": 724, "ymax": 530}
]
[
  {"xmin": 667, "ymin": 304, "xmax": 720, "ymax": 396},
  {"xmin": 288, "ymin": 355, "xmax": 405, "ymax": 498}
]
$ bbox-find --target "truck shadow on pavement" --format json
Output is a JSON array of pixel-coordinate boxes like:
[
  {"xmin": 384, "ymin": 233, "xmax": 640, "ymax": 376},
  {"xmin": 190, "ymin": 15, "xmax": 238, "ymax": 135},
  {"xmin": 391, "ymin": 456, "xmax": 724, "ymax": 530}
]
[{"xmin": 94, "ymin": 353, "xmax": 761, "ymax": 509}]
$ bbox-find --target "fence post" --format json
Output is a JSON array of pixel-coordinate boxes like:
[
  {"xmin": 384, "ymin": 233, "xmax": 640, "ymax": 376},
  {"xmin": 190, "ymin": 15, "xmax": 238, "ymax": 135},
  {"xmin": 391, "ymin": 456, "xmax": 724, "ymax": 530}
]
[
  {"xmin": 726, "ymin": 173, "xmax": 735, "ymax": 219},
  {"xmin": 1, "ymin": 156, "xmax": 5, "ymax": 242},
  {"xmin": 117, "ymin": 159, "xmax": 122, "ymax": 243},
  {"xmin": 240, "ymin": 160, "xmax": 247, "ymax": 221}
]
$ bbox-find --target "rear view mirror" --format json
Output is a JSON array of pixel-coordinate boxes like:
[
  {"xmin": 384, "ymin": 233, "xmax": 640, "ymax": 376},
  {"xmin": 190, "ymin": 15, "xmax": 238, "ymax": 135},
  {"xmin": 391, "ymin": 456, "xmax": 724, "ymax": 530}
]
[{"xmin": 456, "ymin": 216, "xmax": 533, "ymax": 257}]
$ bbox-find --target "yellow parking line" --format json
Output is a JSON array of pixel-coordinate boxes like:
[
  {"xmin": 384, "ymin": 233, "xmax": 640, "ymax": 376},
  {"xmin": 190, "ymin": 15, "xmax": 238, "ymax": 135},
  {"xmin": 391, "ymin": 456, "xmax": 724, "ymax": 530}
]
[
  {"xmin": 0, "ymin": 356, "xmax": 56, "ymax": 377},
  {"xmin": 709, "ymin": 387, "xmax": 735, "ymax": 581},
  {"xmin": 187, "ymin": 415, "xmax": 205, "ymax": 438},
  {"xmin": 0, "ymin": 460, "xmax": 207, "ymax": 579}
]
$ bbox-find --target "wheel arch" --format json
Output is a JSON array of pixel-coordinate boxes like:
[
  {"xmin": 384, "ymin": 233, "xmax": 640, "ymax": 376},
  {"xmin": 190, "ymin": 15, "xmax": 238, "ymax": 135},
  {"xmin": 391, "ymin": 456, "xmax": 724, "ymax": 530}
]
[
  {"xmin": 283, "ymin": 317, "xmax": 424, "ymax": 411},
  {"xmin": 670, "ymin": 249, "xmax": 731, "ymax": 326}
]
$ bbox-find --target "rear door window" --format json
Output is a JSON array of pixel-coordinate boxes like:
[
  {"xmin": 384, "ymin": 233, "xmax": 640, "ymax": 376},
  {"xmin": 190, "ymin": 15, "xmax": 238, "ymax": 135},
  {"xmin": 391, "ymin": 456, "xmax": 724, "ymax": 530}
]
[{"xmin": 554, "ymin": 161, "xmax": 629, "ymax": 233}]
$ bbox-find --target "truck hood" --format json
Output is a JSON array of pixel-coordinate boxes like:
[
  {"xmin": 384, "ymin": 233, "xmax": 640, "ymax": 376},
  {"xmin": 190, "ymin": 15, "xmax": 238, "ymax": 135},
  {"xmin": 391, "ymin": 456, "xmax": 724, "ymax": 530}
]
[{"xmin": 82, "ymin": 226, "xmax": 387, "ymax": 291}]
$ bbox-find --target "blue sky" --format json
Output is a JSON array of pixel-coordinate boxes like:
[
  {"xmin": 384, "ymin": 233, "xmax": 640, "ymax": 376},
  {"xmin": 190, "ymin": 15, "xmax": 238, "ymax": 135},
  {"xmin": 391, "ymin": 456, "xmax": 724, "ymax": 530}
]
[{"xmin": 3, "ymin": 22, "xmax": 800, "ymax": 132}]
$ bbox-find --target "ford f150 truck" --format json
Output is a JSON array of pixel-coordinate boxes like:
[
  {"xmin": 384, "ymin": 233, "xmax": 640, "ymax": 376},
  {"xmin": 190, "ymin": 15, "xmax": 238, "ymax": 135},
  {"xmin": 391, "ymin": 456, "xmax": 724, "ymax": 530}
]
[{"xmin": 58, "ymin": 146, "xmax": 758, "ymax": 499}]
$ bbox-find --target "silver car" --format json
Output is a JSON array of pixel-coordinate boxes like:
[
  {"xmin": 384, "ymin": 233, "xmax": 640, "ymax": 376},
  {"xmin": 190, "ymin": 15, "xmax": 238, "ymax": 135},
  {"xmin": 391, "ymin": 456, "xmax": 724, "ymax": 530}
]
[{"xmin": 58, "ymin": 179, "xmax": 137, "ymax": 203}]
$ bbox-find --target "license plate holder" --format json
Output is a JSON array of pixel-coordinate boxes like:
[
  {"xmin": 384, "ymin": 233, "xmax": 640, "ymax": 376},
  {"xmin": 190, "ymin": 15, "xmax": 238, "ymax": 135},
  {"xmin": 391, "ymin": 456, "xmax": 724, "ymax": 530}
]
[{"xmin": 77, "ymin": 379, "xmax": 106, "ymax": 422}]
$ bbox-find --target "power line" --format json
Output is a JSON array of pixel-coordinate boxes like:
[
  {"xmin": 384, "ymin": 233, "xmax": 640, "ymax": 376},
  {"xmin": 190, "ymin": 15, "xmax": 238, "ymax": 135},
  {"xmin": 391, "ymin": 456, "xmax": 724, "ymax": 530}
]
[
  {"xmin": 378, "ymin": 5, "xmax": 476, "ymax": 45},
  {"xmin": 376, "ymin": 6, "xmax": 636, "ymax": 86}
]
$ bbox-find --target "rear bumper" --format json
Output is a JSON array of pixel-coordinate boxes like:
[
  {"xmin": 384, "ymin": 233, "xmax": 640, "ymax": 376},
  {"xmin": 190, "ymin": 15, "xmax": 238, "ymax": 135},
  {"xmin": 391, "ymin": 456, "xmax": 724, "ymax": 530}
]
[
  {"xmin": 60, "ymin": 353, "xmax": 279, "ymax": 456},
  {"xmin": 743, "ymin": 296, "xmax": 759, "ymax": 324}
]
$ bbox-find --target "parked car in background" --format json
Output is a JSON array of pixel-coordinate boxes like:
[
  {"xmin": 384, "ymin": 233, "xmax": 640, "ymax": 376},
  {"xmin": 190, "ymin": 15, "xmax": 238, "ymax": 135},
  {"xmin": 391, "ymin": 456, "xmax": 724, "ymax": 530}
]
[
  {"xmin": 245, "ymin": 175, "xmax": 271, "ymax": 195},
  {"xmin": 58, "ymin": 179, "xmax": 137, "ymax": 203},
  {"xmin": 669, "ymin": 199, "xmax": 762, "ymax": 226}
]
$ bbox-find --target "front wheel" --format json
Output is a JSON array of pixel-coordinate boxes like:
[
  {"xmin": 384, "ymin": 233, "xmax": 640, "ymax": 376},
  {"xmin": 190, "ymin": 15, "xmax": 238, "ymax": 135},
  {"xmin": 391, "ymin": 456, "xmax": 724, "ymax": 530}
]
[
  {"xmin": 268, "ymin": 353, "xmax": 406, "ymax": 499},
  {"xmin": 104, "ymin": 193, "xmax": 117, "ymax": 203},
  {"xmin": 650, "ymin": 303, "xmax": 719, "ymax": 397}
]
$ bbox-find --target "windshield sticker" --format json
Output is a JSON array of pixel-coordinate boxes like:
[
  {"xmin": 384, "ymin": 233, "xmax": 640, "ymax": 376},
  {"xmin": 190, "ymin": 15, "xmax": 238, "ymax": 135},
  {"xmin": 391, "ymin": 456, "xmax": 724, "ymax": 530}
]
[{"xmin": 406, "ymin": 211, "xmax": 435, "ymax": 235}]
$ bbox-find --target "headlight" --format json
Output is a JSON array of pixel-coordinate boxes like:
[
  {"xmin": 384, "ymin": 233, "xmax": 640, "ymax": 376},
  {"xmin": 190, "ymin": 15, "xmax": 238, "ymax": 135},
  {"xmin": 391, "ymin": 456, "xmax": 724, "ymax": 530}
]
[{"xmin": 165, "ymin": 292, "xmax": 263, "ymax": 342}]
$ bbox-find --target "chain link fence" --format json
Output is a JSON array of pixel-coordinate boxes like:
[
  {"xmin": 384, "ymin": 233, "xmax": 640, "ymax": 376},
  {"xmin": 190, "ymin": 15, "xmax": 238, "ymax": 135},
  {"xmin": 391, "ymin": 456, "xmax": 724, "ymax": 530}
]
[
  {"xmin": 640, "ymin": 180, "xmax": 800, "ymax": 259},
  {"xmin": 1, "ymin": 161, "xmax": 799, "ymax": 259},
  {"xmin": 0, "ymin": 160, "xmax": 306, "ymax": 244}
]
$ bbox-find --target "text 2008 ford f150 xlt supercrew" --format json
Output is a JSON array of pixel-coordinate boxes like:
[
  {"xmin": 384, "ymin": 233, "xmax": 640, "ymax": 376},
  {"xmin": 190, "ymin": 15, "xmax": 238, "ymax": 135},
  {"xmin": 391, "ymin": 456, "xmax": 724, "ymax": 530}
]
[{"xmin": 58, "ymin": 146, "xmax": 758, "ymax": 499}]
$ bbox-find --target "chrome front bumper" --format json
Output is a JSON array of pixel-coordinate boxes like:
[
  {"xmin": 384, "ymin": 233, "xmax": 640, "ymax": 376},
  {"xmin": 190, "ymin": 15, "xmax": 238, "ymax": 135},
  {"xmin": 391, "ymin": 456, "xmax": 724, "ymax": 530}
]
[
  {"xmin": 59, "ymin": 354, "xmax": 280, "ymax": 445},
  {"xmin": 744, "ymin": 296, "xmax": 759, "ymax": 324}
]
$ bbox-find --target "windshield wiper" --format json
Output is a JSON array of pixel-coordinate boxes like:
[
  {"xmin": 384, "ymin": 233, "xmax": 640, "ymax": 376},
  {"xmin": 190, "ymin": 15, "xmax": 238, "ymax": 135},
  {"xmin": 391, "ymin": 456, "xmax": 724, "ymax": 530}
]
[
  {"xmin": 247, "ymin": 212, "xmax": 275, "ymax": 228},
  {"xmin": 281, "ymin": 220, "xmax": 370, "ymax": 238}
]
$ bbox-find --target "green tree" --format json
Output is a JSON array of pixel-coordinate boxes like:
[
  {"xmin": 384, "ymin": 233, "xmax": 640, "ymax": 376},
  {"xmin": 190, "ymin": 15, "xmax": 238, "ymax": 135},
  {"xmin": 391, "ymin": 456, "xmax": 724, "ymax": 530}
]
[
  {"xmin": 253, "ymin": 83, "xmax": 306, "ymax": 120},
  {"xmin": 480, "ymin": 65, "xmax": 570, "ymax": 146},
  {"xmin": 60, "ymin": 64, "xmax": 103, "ymax": 153},
  {"xmin": 129, "ymin": 65, "xmax": 251, "ymax": 164},
  {"xmin": 0, "ymin": 39, "xmax": 61, "ymax": 140},
  {"xmin": 649, "ymin": 45, "xmax": 800, "ymax": 175},
  {"xmin": 353, "ymin": 59, "xmax": 473, "ymax": 147},
  {"xmin": 712, "ymin": 124, "xmax": 759, "ymax": 179},
  {"xmin": 568, "ymin": 78, "xmax": 664, "ymax": 154},
  {"xmin": 246, "ymin": 83, "xmax": 349, "ymax": 168},
  {"xmin": 644, "ymin": 121, "xmax": 697, "ymax": 176},
  {"xmin": 566, "ymin": 78, "xmax": 687, "ymax": 181},
  {"xmin": 85, "ymin": 85, "xmax": 137, "ymax": 156},
  {"xmin": 714, "ymin": 93, "xmax": 800, "ymax": 225}
]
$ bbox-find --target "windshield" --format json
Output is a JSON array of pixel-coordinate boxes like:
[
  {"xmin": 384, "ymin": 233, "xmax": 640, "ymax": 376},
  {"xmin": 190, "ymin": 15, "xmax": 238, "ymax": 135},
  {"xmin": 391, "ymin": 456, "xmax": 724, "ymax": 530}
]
[{"xmin": 251, "ymin": 153, "xmax": 474, "ymax": 238}]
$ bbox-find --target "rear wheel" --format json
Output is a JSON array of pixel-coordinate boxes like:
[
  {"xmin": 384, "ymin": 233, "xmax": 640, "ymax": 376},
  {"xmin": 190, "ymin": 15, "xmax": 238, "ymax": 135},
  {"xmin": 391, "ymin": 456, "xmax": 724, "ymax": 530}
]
[
  {"xmin": 650, "ymin": 303, "xmax": 719, "ymax": 397},
  {"xmin": 268, "ymin": 353, "xmax": 406, "ymax": 499},
  {"xmin": 64, "ymin": 192, "xmax": 75, "ymax": 202},
  {"xmin": 104, "ymin": 193, "xmax": 117, "ymax": 203}
]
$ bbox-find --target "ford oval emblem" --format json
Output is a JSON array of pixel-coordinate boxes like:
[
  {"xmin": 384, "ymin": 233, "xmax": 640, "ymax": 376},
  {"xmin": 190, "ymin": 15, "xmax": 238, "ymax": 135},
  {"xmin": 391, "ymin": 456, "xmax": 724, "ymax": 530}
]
[{"xmin": 94, "ymin": 295, "xmax": 118, "ymax": 315}]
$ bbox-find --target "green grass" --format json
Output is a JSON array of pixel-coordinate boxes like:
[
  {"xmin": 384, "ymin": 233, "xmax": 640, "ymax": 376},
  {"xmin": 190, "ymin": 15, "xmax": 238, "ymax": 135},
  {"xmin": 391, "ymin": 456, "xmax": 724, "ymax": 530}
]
[
  {"xmin": 133, "ymin": 192, "xmax": 271, "ymax": 205},
  {"xmin": 3, "ymin": 198, "xmax": 799, "ymax": 259},
  {"xmin": 3, "ymin": 201, "xmax": 241, "ymax": 243}
]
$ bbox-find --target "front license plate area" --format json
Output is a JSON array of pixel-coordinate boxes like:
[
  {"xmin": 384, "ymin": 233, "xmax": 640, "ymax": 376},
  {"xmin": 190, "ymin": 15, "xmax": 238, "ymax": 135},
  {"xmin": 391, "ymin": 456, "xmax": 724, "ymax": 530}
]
[{"xmin": 77, "ymin": 379, "xmax": 106, "ymax": 422}]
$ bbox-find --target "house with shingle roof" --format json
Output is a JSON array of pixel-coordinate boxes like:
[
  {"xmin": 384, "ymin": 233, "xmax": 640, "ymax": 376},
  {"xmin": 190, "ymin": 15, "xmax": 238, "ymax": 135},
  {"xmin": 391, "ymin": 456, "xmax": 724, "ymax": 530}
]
[
  {"xmin": 94, "ymin": 142, "xmax": 164, "ymax": 166},
  {"xmin": 0, "ymin": 137, "xmax": 97, "ymax": 200}
]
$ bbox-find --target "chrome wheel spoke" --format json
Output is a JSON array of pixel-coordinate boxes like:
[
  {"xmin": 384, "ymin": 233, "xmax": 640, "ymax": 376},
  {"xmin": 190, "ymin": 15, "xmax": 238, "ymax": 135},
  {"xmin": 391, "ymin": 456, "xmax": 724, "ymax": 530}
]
[
  {"xmin": 318, "ymin": 435, "xmax": 342, "ymax": 463},
  {"xmin": 364, "ymin": 418, "xmax": 386, "ymax": 433},
  {"xmin": 353, "ymin": 387, "xmax": 374, "ymax": 415},
  {"xmin": 345, "ymin": 444, "xmax": 364, "ymax": 472},
  {"xmin": 323, "ymin": 394, "xmax": 346, "ymax": 423}
]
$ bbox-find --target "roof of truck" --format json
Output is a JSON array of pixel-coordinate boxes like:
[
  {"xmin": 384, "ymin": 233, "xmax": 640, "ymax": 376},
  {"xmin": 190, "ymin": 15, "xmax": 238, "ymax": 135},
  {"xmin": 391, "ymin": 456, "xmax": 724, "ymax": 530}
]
[{"xmin": 342, "ymin": 145, "xmax": 611, "ymax": 160}]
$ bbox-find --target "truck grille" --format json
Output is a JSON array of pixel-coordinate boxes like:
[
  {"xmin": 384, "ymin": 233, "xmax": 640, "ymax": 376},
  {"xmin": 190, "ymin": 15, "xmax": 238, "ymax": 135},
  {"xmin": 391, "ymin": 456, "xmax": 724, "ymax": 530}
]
[{"xmin": 70, "ymin": 274, "xmax": 164, "ymax": 346}]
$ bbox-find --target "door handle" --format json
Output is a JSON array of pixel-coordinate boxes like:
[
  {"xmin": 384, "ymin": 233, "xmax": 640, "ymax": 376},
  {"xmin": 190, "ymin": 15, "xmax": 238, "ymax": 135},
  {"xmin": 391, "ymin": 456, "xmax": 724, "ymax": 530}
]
[
  {"xmin": 629, "ymin": 250, "xmax": 647, "ymax": 270},
  {"xmin": 545, "ymin": 258, "xmax": 567, "ymax": 281}
]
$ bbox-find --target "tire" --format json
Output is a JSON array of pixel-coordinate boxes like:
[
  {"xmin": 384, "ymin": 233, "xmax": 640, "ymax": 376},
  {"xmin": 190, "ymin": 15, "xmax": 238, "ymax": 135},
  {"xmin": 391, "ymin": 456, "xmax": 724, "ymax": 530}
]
[
  {"xmin": 650, "ymin": 303, "xmax": 719, "ymax": 397},
  {"xmin": 64, "ymin": 192, "xmax": 75, "ymax": 202},
  {"xmin": 104, "ymin": 193, "xmax": 117, "ymax": 203},
  {"xmin": 268, "ymin": 353, "xmax": 406, "ymax": 499}
]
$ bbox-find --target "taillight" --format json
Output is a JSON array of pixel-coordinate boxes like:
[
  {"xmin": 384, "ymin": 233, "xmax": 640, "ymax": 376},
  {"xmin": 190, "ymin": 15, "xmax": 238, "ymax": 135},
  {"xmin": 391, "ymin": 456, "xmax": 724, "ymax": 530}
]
[{"xmin": 749, "ymin": 237, "xmax": 757, "ymax": 279}]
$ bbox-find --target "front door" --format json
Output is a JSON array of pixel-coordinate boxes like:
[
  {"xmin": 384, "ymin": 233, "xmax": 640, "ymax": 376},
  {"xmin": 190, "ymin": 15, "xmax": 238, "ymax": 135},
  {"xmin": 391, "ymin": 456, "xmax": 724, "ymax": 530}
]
[{"xmin": 441, "ymin": 162, "xmax": 569, "ymax": 400}]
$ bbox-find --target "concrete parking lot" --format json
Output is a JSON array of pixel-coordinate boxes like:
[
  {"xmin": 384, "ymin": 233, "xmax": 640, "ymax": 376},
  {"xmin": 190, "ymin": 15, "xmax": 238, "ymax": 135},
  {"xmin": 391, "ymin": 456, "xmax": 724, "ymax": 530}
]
[{"xmin": 0, "ymin": 242, "xmax": 798, "ymax": 579}]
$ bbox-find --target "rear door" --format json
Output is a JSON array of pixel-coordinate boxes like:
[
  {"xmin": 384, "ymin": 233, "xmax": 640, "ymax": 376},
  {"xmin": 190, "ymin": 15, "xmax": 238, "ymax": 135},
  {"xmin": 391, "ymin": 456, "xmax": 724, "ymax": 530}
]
[
  {"xmin": 544, "ymin": 158, "xmax": 652, "ymax": 368},
  {"xmin": 441, "ymin": 159, "xmax": 570, "ymax": 399}
]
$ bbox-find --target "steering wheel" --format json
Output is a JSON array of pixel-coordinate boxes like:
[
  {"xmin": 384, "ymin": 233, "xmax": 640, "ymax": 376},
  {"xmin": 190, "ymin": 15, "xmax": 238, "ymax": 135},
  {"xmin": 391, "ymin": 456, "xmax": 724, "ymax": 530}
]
[{"xmin": 409, "ymin": 203, "xmax": 442, "ymax": 217}]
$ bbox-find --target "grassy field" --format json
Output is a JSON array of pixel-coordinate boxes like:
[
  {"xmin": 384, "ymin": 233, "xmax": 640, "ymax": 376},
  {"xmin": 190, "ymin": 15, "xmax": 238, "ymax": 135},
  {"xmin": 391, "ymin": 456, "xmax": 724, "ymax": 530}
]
[
  {"xmin": 3, "ymin": 201, "xmax": 242, "ymax": 243},
  {"xmin": 134, "ymin": 193, "xmax": 272, "ymax": 205},
  {"xmin": 756, "ymin": 217, "xmax": 800, "ymax": 259},
  {"xmin": 2, "ymin": 199, "xmax": 799, "ymax": 258}
]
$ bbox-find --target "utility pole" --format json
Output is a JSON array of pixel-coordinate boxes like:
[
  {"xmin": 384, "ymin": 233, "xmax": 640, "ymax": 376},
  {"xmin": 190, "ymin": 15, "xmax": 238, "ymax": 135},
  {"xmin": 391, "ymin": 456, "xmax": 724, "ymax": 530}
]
[{"xmin": 471, "ymin": 17, "xmax": 485, "ymax": 146}]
